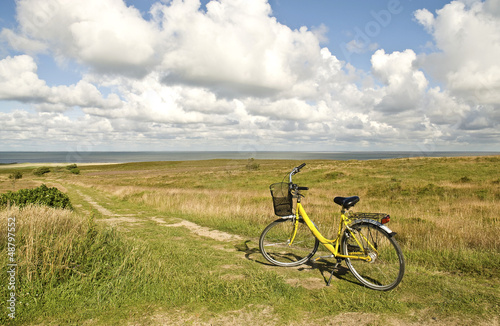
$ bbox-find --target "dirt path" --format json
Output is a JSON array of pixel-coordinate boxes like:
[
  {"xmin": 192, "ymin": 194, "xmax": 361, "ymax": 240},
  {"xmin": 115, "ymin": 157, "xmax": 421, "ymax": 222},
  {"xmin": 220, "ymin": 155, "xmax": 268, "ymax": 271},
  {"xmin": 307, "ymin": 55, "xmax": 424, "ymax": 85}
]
[
  {"xmin": 76, "ymin": 189, "xmax": 243, "ymax": 242},
  {"xmin": 74, "ymin": 188, "xmax": 333, "ymax": 289},
  {"xmin": 76, "ymin": 189, "xmax": 118, "ymax": 217},
  {"xmin": 153, "ymin": 217, "xmax": 242, "ymax": 241}
]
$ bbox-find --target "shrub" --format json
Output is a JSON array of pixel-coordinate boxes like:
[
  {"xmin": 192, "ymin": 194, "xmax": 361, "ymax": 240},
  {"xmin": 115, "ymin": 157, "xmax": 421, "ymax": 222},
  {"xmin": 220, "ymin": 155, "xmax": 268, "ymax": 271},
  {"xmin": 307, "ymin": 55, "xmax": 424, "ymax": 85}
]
[
  {"xmin": 66, "ymin": 164, "xmax": 78, "ymax": 170},
  {"xmin": 246, "ymin": 158, "xmax": 260, "ymax": 170},
  {"xmin": 416, "ymin": 183, "xmax": 445, "ymax": 197},
  {"xmin": 0, "ymin": 184, "xmax": 73, "ymax": 209},
  {"xmin": 8, "ymin": 171, "xmax": 23, "ymax": 180},
  {"xmin": 8, "ymin": 171, "xmax": 23, "ymax": 190},
  {"xmin": 325, "ymin": 171, "xmax": 345, "ymax": 179},
  {"xmin": 33, "ymin": 167, "xmax": 50, "ymax": 176},
  {"xmin": 458, "ymin": 176, "xmax": 472, "ymax": 183},
  {"xmin": 70, "ymin": 168, "xmax": 80, "ymax": 175}
]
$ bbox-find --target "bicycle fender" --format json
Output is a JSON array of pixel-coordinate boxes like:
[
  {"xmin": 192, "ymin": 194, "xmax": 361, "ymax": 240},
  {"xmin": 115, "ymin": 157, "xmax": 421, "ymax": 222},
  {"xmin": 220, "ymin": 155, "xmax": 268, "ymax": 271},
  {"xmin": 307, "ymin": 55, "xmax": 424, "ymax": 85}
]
[{"xmin": 350, "ymin": 218, "xmax": 397, "ymax": 237}]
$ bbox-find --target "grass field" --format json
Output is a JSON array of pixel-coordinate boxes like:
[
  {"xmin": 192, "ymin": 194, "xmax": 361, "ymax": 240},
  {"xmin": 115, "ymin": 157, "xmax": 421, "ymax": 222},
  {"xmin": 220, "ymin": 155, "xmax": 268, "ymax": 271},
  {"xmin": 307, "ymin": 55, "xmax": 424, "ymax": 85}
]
[{"xmin": 0, "ymin": 156, "xmax": 499, "ymax": 325}]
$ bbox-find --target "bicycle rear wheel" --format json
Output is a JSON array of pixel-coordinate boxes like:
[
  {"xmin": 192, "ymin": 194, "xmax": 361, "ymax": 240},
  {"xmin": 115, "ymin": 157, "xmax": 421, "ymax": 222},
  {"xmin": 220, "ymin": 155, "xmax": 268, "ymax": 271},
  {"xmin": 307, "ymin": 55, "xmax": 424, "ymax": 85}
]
[
  {"xmin": 342, "ymin": 222, "xmax": 405, "ymax": 291},
  {"xmin": 259, "ymin": 218, "xmax": 319, "ymax": 267}
]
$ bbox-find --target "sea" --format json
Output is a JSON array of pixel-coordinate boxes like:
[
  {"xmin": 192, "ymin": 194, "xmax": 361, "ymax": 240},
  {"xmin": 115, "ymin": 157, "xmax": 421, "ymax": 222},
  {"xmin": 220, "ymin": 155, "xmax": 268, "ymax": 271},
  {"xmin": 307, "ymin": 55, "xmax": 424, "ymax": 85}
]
[{"xmin": 0, "ymin": 151, "xmax": 499, "ymax": 164}]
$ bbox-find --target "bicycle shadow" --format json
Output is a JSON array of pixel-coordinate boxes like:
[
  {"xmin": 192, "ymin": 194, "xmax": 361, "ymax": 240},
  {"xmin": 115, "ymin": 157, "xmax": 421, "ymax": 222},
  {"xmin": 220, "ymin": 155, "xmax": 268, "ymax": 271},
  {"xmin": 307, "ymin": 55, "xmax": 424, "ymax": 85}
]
[
  {"xmin": 234, "ymin": 240, "xmax": 360, "ymax": 287},
  {"xmin": 234, "ymin": 239, "xmax": 261, "ymax": 261}
]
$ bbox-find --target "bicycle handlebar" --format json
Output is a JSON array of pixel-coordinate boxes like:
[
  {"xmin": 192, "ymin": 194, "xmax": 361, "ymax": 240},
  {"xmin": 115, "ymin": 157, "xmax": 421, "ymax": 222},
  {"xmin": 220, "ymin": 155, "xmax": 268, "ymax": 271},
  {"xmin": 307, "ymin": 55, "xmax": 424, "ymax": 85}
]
[{"xmin": 289, "ymin": 163, "xmax": 306, "ymax": 183}]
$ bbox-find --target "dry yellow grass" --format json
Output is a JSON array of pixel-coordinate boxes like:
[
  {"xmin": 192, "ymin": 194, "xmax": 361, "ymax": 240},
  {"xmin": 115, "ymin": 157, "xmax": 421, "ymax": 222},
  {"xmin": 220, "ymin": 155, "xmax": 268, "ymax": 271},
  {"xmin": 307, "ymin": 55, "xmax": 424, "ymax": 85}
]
[
  {"xmin": 0, "ymin": 205, "xmax": 89, "ymax": 282},
  {"xmin": 123, "ymin": 187, "xmax": 499, "ymax": 252}
]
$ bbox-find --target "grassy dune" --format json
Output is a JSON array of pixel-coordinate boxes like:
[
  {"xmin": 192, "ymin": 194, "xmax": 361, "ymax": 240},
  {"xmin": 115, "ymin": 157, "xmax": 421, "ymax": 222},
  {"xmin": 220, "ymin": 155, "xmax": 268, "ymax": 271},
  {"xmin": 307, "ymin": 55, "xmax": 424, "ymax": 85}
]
[{"xmin": 0, "ymin": 156, "xmax": 499, "ymax": 325}]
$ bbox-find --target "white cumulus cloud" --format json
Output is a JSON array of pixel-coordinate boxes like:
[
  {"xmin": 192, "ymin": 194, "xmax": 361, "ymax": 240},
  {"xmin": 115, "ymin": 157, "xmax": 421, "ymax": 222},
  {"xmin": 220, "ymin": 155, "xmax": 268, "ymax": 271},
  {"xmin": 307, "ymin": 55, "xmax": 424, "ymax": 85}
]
[
  {"xmin": 0, "ymin": 55, "xmax": 122, "ymax": 111},
  {"xmin": 0, "ymin": 55, "xmax": 50, "ymax": 101},
  {"xmin": 155, "ymin": 0, "xmax": 322, "ymax": 96},
  {"xmin": 415, "ymin": 0, "xmax": 500, "ymax": 104},
  {"xmin": 371, "ymin": 49, "xmax": 428, "ymax": 112},
  {"xmin": 8, "ymin": 0, "xmax": 161, "ymax": 76}
]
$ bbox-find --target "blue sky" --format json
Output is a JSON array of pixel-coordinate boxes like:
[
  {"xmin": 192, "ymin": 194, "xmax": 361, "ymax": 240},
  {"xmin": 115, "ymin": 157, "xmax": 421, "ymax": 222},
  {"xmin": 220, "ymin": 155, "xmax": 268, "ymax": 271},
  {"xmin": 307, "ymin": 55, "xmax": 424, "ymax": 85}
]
[
  {"xmin": 1, "ymin": 0, "xmax": 499, "ymax": 152},
  {"xmin": 271, "ymin": 1, "xmax": 447, "ymax": 64}
]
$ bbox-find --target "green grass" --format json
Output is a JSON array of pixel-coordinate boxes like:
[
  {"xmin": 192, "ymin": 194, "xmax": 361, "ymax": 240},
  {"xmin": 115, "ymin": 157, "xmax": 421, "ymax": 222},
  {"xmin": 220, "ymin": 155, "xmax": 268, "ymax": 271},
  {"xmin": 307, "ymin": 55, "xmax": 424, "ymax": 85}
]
[{"xmin": 0, "ymin": 157, "xmax": 499, "ymax": 325}]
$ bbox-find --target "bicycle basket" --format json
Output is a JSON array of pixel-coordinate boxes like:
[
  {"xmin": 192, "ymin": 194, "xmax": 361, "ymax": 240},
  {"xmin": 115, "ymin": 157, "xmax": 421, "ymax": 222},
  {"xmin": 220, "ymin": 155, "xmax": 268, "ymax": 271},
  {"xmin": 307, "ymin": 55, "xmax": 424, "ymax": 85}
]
[{"xmin": 270, "ymin": 182, "xmax": 293, "ymax": 216}]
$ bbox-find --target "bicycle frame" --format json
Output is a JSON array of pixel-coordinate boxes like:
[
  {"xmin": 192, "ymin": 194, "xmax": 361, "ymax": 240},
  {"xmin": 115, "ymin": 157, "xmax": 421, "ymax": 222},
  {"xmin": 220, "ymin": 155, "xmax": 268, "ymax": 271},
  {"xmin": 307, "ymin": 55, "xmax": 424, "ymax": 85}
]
[
  {"xmin": 291, "ymin": 203, "xmax": 373, "ymax": 261},
  {"xmin": 283, "ymin": 163, "xmax": 375, "ymax": 262}
]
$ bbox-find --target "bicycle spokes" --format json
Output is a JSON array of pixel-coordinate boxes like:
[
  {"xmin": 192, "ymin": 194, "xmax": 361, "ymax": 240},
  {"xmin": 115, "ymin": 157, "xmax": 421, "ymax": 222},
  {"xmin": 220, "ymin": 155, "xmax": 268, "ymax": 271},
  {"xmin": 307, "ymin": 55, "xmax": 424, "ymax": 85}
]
[
  {"xmin": 262, "ymin": 163, "xmax": 405, "ymax": 290},
  {"xmin": 342, "ymin": 223, "xmax": 405, "ymax": 290},
  {"xmin": 259, "ymin": 218, "xmax": 319, "ymax": 267}
]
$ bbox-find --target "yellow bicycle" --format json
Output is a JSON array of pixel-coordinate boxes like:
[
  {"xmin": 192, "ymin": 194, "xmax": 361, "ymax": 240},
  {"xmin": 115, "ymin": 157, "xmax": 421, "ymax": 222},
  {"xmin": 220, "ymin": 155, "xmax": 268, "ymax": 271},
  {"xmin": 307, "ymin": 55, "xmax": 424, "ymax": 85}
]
[{"xmin": 259, "ymin": 163, "xmax": 405, "ymax": 291}]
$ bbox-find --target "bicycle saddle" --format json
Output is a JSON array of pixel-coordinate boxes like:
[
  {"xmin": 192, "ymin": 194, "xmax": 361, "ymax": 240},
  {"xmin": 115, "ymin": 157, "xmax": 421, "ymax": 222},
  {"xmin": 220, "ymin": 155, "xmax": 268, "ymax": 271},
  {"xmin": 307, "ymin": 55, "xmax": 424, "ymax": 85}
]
[{"xmin": 334, "ymin": 196, "xmax": 360, "ymax": 209}]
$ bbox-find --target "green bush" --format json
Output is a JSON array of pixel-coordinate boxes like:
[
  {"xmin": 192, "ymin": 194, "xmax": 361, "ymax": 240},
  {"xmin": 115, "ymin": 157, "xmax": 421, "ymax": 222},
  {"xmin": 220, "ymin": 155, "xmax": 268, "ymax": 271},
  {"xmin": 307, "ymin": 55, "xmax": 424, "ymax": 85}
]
[
  {"xmin": 417, "ymin": 183, "xmax": 445, "ymax": 197},
  {"xmin": 325, "ymin": 171, "xmax": 345, "ymax": 179},
  {"xmin": 9, "ymin": 171, "xmax": 23, "ymax": 180},
  {"xmin": 458, "ymin": 176, "xmax": 472, "ymax": 183},
  {"xmin": 8, "ymin": 171, "xmax": 23, "ymax": 190},
  {"xmin": 70, "ymin": 168, "xmax": 80, "ymax": 175},
  {"xmin": 33, "ymin": 166, "xmax": 51, "ymax": 176},
  {"xmin": 245, "ymin": 158, "xmax": 260, "ymax": 170},
  {"xmin": 66, "ymin": 164, "xmax": 78, "ymax": 170},
  {"xmin": 0, "ymin": 184, "xmax": 73, "ymax": 209}
]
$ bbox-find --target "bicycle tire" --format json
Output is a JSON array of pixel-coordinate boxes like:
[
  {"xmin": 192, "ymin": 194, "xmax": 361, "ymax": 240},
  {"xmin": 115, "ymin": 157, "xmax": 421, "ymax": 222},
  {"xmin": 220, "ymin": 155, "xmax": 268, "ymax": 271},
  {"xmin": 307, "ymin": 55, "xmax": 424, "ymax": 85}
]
[
  {"xmin": 259, "ymin": 218, "xmax": 319, "ymax": 267},
  {"xmin": 341, "ymin": 222, "xmax": 405, "ymax": 291}
]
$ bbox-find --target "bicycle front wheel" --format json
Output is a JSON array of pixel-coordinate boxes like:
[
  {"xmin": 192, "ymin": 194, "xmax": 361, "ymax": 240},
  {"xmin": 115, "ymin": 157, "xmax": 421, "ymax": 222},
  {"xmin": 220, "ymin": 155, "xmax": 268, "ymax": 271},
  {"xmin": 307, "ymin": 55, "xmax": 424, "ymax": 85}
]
[
  {"xmin": 342, "ymin": 223, "xmax": 405, "ymax": 291},
  {"xmin": 259, "ymin": 218, "xmax": 319, "ymax": 267}
]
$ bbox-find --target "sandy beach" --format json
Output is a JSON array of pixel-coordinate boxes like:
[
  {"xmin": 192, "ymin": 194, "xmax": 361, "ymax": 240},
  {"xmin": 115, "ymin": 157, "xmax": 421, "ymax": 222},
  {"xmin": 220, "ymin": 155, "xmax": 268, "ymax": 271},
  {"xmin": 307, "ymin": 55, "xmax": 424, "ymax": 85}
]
[{"xmin": 0, "ymin": 162, "xmax": 120, "ymax": 169}]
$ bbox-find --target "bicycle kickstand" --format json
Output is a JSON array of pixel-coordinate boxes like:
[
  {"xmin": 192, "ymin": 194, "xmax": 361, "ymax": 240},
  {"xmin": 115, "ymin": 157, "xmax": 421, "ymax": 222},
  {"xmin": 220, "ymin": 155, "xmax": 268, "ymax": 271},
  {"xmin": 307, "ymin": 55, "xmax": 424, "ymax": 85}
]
[{"xmin": 327, "ymin": 259, "xmax": 342, "ymax": 286}]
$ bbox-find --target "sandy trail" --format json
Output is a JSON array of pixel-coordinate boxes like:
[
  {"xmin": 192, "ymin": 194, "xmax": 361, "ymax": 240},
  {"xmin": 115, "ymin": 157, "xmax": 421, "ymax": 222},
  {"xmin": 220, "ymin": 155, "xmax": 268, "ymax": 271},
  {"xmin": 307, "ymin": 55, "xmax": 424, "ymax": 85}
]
[
  {"xmin": 0, "ymin": 162, "xmax": 121, "ymax": 169},
  {"xmin": 152, "ymin": 217, "xmax": 242, "ymax": 241},
  {"xmin": 77, "ymin": 190, "xmax": 242, "ymax": 242}
]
